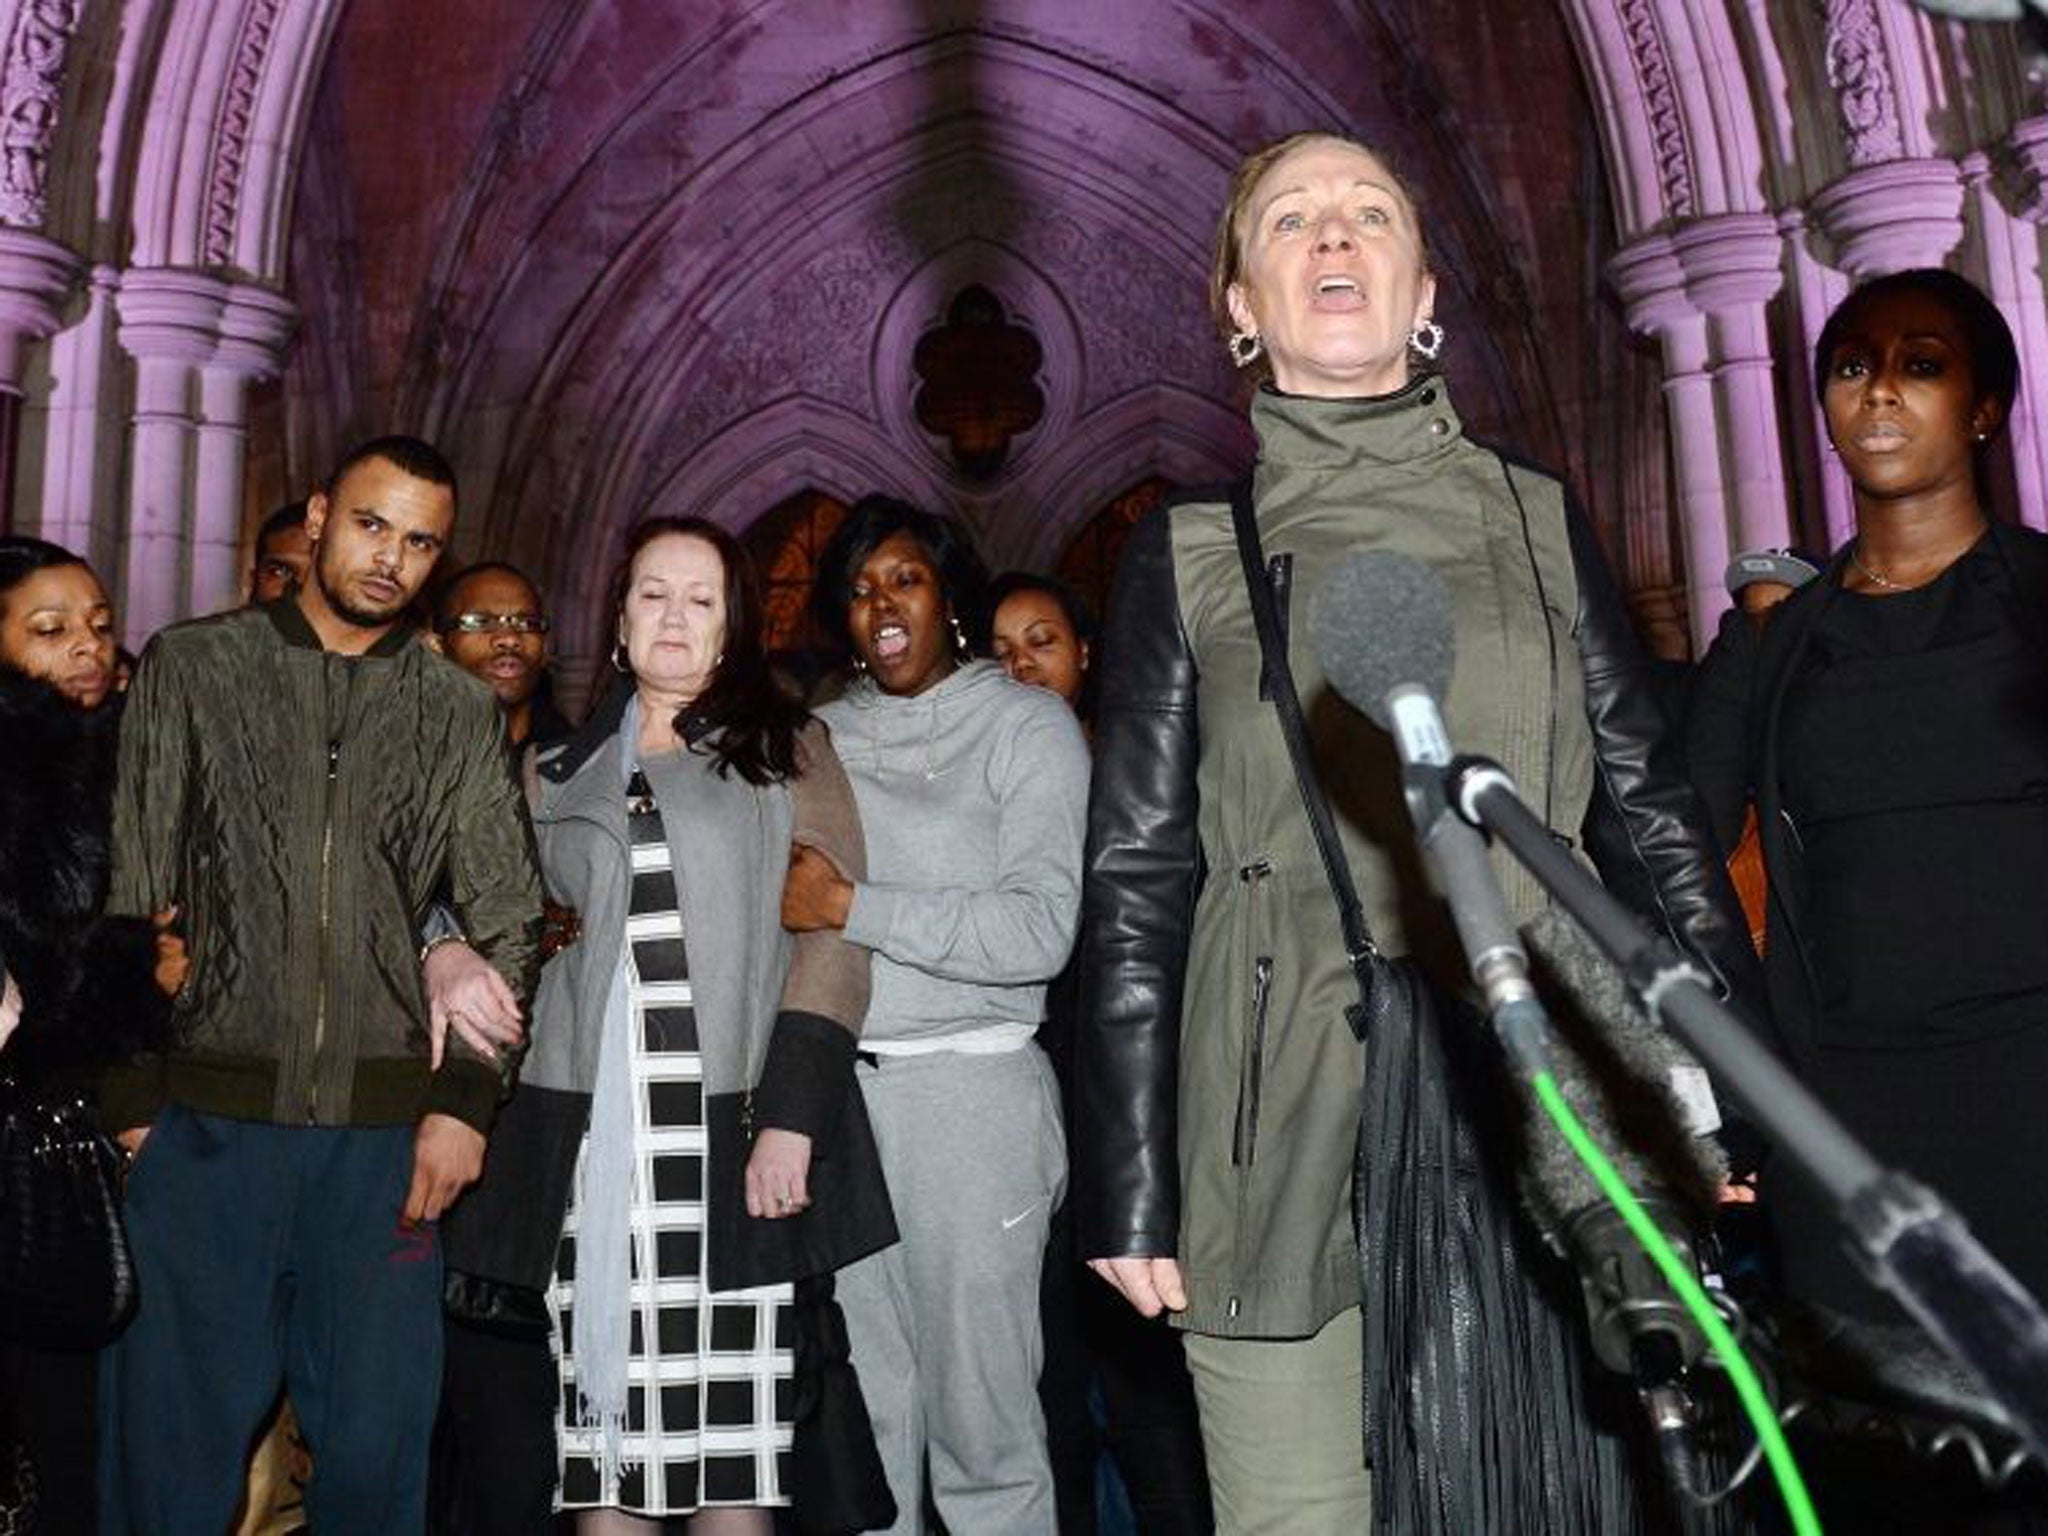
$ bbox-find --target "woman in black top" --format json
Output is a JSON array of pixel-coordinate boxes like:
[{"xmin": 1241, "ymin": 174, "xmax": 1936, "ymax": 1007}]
[
  {"xmin": 0, "ymin": 537, "xmax": 182, "ymax": 1535},
  {"xmin": 1688, "ymin": 269, "xmax": 2048, "ymax": 1529}
]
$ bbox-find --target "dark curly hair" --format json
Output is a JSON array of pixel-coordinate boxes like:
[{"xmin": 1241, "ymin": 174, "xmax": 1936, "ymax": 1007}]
[
  {"xmin": 606, "ymin": 516, "xmax": 806, "ymax": 785},
  {"xmin": 809, "ymin": 495, "xmax": 989, "ymax": 661}
]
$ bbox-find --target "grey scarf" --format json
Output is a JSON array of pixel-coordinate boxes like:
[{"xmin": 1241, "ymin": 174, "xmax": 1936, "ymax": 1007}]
[{"xmin": 569, "ymin": 695, "xmax": 644, "ymax": 1485}]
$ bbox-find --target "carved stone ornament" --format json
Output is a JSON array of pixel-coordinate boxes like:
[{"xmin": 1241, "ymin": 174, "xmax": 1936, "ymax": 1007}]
[
  {"xmin": 1618, "ymin": 0, "xmax": 1695, "ymax": 221},
  {"xmin": 1823, "ymin": 0, "xmax": 1904, "ymax": 168},
  {"xmin": 0, "ymin": 0, "xmax": 83, "ymax": 229},
  {"xmin": 205, "ymin": 0, "xmax": 284, "ymax": 266}
]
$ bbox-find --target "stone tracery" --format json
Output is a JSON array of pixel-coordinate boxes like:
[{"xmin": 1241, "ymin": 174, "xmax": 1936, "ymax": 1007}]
[
  {"xmin": 0, "ymin": 0, "xmax": 79, "ymax": 230},
  {"xmin": 0, "ymin": 0, "xmax": 2033, "ymax": 681}
]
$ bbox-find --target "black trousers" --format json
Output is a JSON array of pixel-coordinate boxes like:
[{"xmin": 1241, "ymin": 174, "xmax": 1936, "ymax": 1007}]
[
  {"xmin": 2, "ymin": 1338, "xmax": 96, "ymax": 1536},
  {"xmin": 429, "ymin": 1313, "xmax": 560, "ymax": 1536},
  {"xmin": 1039, "ymin": 1199, "xmax": 1214, "ymax": 1536}
]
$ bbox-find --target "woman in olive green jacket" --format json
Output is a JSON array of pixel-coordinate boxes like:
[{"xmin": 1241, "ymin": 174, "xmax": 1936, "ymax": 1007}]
[{"xmin": 1076, "ymin": 131, "xmax": 1754, "ymax": 1536}]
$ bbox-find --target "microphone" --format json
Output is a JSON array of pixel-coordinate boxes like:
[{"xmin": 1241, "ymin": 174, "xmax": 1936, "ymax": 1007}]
[
  {"xmin": 1306, "ymin": 551, "xmax": 1535, "ymax": 1026},
  {"xmin": 1309, "ymin": 550, "xmax": 1721, "ymax": 1385}
]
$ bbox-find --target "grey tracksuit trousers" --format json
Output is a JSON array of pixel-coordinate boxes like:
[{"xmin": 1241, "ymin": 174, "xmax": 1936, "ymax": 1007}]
[{"xmin": 838, "ymin": 1046, "xmax": 1068, "ymax": 1536}]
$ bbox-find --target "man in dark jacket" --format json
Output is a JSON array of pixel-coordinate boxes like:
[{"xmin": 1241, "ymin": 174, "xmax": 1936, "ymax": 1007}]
[
  {"xmin": 97, "ymin": 435, "xmax": 543, "ymax": 1536},
  {"xmin": 424, "ymin": 557, "xmax": 569, "ymax": 1536}
]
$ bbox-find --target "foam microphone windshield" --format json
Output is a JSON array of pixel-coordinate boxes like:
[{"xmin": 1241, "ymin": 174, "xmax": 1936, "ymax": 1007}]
[
  {"xmin": 1309, "ymin": 549, "xmax": 1457, "ymax": 727},
  {"xmin": 1520, "ymin": 905, "xmax": 1726, "ymax": 1232}
]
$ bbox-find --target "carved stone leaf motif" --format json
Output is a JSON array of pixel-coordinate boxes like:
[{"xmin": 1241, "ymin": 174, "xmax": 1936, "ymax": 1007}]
[
  {"xmin": 667, "ymin": 246, "xmax": 880, "ymax": 452},
  {"xmin": 1824, "ymin": 0, "xmax": 1904, "ymax": 168},
  {"xmin": 662, "ymin": 188, "xmax": 1228, "ymax": 475},
  {"xmin": 0, "ymin": 0, "xmax": 83, "ymax": 229},
  {"xmin": 1075, "ymin": 231, "xmax": 1218, "ymax": 402},
  {"xmin": 1618, "ymin": 0, "xmax": 1695, "ymax": 221},
  {"xmin": 205, "ymin": 0, "xmax": 285, "ymax": 267}
]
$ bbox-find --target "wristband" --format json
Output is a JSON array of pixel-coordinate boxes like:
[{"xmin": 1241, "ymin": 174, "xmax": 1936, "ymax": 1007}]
[{"xmin": 419, "ymin": 932, "xmax": 467, "ymax": 965}]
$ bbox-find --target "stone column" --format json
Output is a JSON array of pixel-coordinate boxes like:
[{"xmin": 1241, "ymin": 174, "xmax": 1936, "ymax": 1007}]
[
  {"xmin": 1612, "ymin": 237, "xmax": 1724, "ymax": 654},
  {"xmin": 1775, "ymin": 211, "xmax": 1854, "ymax": 553},
  {"xmin": 189, "ymin": 284, "xmax": 296, "ymax": 614},
  {"xmin": 0, "ymin": 226, "xmax": 79, "ymax": 532},
  {"xmin": 1675, "ymin": 214, "xmax": 1788, "ymax": 559},
  {"xmin": 1810, "ymin": 158, "xmax": 1964, "ymax": 280},
  {"xmin": 115, "ymin": 268, "xmax": 226, "ymax": 644},
  {"xmin": 31, "ymin": 263, "xmax": 121, "ymax": 568},
  {"xmin": 1611, "ymin": 216, "xmax": 1789, "ymax": 650}
]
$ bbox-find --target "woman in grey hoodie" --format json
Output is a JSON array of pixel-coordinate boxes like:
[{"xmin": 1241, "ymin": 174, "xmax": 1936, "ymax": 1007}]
[{"xmin": 784, "ymin": 497, "xmax": 1091, "ymax": 1536}]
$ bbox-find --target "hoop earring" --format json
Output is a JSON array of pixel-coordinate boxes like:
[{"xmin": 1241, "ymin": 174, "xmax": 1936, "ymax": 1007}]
[
  {"xmin": 1409, "ymin": 320, "xmax": 1445, "ymax": 361},
  {"xmin": 1227, "ymin": 330, "xmax": 1263, "ymax": 369},
  {"xmin": 851, "ymin": 654, "xmax": 869, "ymax": 676},
  {"xmin": 611, "ymin": 641, "xmax": 630, "ymax": 674},
  {"xmin": 948, "ymin": 612, "xmax": 972, "ymax": 663}
]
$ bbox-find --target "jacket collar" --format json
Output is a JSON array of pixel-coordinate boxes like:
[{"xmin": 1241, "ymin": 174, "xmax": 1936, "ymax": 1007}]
[
  {"xmin": 263, "ymin": 594, "xmax": 420, "ymax": 659},
  {"xmin": 1251, "ymin": 371, "xmax": 1463, "ymax": 473},
  {"xmin": 539, "ymin": 680, "xmax": 724, "ymax": 783},
  {"xmin": 542, "ymin": 676, "xmax": 630, "ymax": 783}
]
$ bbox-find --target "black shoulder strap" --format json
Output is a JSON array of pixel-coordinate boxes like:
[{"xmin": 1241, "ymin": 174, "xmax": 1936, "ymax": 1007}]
[{"xmin": 1226, "ymin": 478, "xmax": 1380, "ymax": 1036}]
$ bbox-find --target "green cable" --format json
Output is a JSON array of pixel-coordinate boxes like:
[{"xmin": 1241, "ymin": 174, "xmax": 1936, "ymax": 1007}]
[{"xmin": 1531, "ymin": 1069, "xmax": 1824, "ymax": 1536}]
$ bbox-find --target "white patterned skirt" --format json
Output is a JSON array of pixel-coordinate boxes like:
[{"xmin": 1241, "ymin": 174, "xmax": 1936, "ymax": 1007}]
[{"xmin": 546, "ymin": 781, "xmax": 795, "ymax": 1515}]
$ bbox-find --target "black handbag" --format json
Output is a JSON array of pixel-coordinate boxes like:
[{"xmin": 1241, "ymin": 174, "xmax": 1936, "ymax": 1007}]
[
  {"xmin": 787, "ymin": 1272, "xmax": 895, "ymax": 1536},
  {"xmin": 0, "ymin": 1074, "xmax": 136, "ymax": 1350}
]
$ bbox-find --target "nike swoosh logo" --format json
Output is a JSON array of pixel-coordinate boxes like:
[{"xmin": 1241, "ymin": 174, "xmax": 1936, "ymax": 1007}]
[{"xmin": 1001, "ymin": 1203, "xmax": 1042, "ymax": 1231}]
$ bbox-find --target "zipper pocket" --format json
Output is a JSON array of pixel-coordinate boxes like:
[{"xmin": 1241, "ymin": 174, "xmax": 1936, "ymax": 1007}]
[
  {"xmin": 1256, "ymin": 554, "xmax": 1294, "ymax": 702},
  {"xmin": 1231, "ymin": 955, "xmax": 1274, "ymax": 1167}
]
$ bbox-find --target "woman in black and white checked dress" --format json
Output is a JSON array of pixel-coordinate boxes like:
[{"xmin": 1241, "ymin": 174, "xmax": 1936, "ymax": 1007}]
[
  {"xmin": 548, "ymin": 771, "xmax": 798, "ymax": 1517},
  {"xmin": 447, "ymin": 518, "xmax": 893, "ymax": 1536}
]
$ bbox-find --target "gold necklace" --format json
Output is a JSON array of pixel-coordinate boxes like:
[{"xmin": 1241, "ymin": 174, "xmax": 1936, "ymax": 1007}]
[
  {"xmin": 1848, "ymin": 530, "xmax": 1984, "ymax": 592},
  {"xmin": 1847, "ymin": 542, "xmax": 1907, "ymax": 590}
]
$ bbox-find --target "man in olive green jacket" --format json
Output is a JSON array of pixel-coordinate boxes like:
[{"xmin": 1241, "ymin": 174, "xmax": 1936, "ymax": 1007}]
[{"xmin": 96, "ymin": 436, "xmax": 542, "ymax": 1536}]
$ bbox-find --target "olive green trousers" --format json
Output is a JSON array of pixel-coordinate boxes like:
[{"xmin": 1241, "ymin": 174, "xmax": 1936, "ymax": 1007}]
[{"xmin": 1180, "ymin": 1304, "xmax": 1371, "ymax": 1536}]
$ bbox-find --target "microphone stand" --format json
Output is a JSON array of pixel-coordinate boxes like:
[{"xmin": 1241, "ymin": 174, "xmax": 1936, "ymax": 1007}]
[
  {"xmin": 1442, "ymin": 752, "xmax": 2048, "ymax": 1461},
  {"xmin": 1399, "ymin": 750, "xmax": 1713, "ymax": 1488}
]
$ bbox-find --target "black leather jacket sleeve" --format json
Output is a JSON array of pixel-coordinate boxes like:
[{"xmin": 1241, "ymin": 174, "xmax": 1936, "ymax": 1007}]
[
  {"xmin": 1074, "ymin": 508, "xmax": 1200, "ymax": 1259},
  {"xmin": 1684, "ymin": 604, "xmax": 1760, "ymax": 857},
  {"xmin": 1568, "ymin": 499, "xmax": 1763, "ymax": 1009}
]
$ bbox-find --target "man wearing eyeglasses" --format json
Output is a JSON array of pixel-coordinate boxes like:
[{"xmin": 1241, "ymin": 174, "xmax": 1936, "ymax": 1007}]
[
  {"xmin": 424, "ymin": 559, "xmax": 570, "ymax": 1536},
  {"xmin": 431, "ymin": 563, "xmax": 571, "ymax": 752}
]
